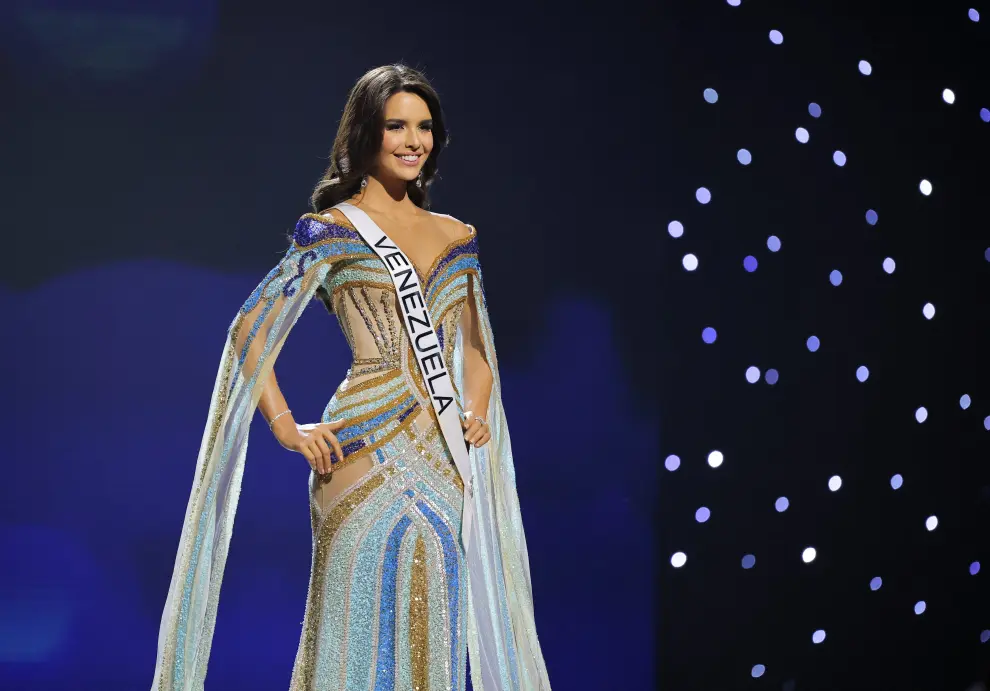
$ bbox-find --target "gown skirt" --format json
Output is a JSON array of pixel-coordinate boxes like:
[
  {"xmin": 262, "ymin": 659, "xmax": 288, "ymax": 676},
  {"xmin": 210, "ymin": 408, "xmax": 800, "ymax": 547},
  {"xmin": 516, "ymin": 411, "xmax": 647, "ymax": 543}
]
[{"xmin": 288, "ymin": 388, "xmax": 469, "ymax": 691}]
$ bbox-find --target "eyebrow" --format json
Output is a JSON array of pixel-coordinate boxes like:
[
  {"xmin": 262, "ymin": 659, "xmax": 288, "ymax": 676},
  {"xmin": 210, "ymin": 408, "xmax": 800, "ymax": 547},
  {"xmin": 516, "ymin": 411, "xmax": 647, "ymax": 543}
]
[{"xmin": 384, "ymin": 117, "xmax": 433, "ymax": 125}]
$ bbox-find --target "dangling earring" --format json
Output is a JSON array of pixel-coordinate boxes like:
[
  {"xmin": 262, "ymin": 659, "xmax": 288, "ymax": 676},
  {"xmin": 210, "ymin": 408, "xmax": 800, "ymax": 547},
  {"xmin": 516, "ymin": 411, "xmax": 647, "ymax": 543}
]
[
  {"xmin": 360, "ymin": 174, "xmax": 368, "ymax": 189},
  {"xmin": 415, "ymin": 171, "xmax": 423, "ymax": 188}
]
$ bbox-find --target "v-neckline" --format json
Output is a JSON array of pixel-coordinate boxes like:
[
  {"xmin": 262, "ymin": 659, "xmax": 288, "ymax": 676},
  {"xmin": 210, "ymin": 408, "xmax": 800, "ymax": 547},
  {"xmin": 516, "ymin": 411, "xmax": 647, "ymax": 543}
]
[
  {"xmin": 410, "ymin": 228, "xmax": 476, "ymax": 286},
  {"xmin": 343, "ymin": 208, "xmax": 475, "ymax": 285},
  {"xmin": 328, "ymin": 204, "xmax": 476, "ymax": 286}
]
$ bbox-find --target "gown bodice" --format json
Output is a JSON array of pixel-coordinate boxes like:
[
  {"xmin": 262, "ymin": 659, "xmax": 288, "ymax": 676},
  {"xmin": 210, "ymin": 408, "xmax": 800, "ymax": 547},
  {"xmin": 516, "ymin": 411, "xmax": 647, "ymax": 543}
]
[{"xmin": 303, "ymin": 214, "xmax": 482, "ymax": 469}]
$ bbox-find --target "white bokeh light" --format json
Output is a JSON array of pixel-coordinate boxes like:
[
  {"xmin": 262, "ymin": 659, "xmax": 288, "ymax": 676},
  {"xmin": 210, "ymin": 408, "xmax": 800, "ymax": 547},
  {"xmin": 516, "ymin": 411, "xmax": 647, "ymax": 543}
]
[
  {"xmin": 923, "ymin": 302, "xmax": 936, "ymax": 320},
  {"xmin": 769, "ymin": 30, "xmax": 784, "ymax": 45},
  {"xmin": 960, "ymin": 394, "xmax": 972, "ymax": 410},
  {"xmin": 696, "ymin": 507, "xmax": 711, "ymax": 523},
  {"xmin": 802, "ymin": 547, "xmax": 817, "ymax": 563},
  {"xmin": 891, "ymin": 473, "xmax": 903, "ymax": 490},
  {"xmin": 916, "ymin": 407, "xmax": 929, "ymax": 423},
  {"xmin": 914, "ymin": 600, "xmax": 927, "ymax": 615},
  {"xmin": 703, "ymin": 88, "xmax": 719, "ymax": 104},
  {"xmin": 926, "ymin": 515, "xmax": 938, "ymax": 531},
  {"xmin": 775, "ymin": 496, "xmax": 790, "ymax": 512},
  {"xmin": 665, "ymin": 454, "xmax": 681, "ymax": 471},
  {"xmin": 828, "ymin": 475, "xmax": 842, "ymax": 492},
  {"xmin": 737, "ymin": 148, "xmax": 752, "ymax": 165},
  {"xmin": 767, "ymin": 235, "xmax": 781, "ymax": 252},
  {"xmin": 830, "ymin": 269, "xmax": 843, "ymax": 286},
  {"xmin": 668, "ymin": 220, "xmax": 684, "ymax": 238},
  {"xmin": 920, "ymin": 179, "xmax": 933, "ymax": 196},
  {"xmin": 856, "ymin": 366, "xmax": 870, "ymax": 382},
  {"xmin": 883, "ymin": 257, "xmax": 896, "ymax": 274},
  {"xmin": 795, "ymin": 127, "xmax": 810, "ymax": 143},
  {"xmin": 708, "ymin": 450, "xmax": 724, "ymax": 468},
  {"xmin": 833, "ymin": 150, "xmax": 847, "ymax": 166},
  {"xmin": 727, "ymin": 0, "xmax": 741, "ymax": 6},
  {"xmin": 858, "ymin": 59, "xmax": 872, "ymax": 75},
  {"xmin": 745, "ymin": 366, "xmax": 761, "ymax": 383},
  {"xmin": 943, "ymin": 88, "xmax": 956, "ymax": 104},
  {"xmin": 683, "ymin": 254, "xmax": 699, "ymax": 271},
  {"xmin": 870, "ymin": 576, "xmax": 883, "ymax": 591},
  {"xmin": 696, "ymin": 187, "xmax": 712, "ymax": 204},
  {"xmin": 671, "ymin": 551, "xmax": 687, "ymax": 568},
  {"xmin": 969, "ymin": 8, "xmax": 980, "ymax": 22},
  {"xmin": 751, "ymin": 664, "xmax": 765, "ymax": 678},
  {"xmin": 812, "ymin": 629, "xmax": 826, "ymax": 644}
]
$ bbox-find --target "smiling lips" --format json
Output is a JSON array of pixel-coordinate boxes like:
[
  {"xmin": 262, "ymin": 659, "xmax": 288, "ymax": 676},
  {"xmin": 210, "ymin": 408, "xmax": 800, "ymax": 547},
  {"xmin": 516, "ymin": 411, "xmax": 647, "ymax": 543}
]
[{"xmin": 395, "ymin": 154, "xmax": 421, "ymax": 166}]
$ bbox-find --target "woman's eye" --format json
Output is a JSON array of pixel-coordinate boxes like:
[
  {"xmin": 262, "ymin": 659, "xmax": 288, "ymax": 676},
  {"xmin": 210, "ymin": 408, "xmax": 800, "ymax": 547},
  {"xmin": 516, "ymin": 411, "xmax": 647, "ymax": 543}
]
[{"xmin": 385, "ymin": 123, "xmax": 431, "ymax": 132}]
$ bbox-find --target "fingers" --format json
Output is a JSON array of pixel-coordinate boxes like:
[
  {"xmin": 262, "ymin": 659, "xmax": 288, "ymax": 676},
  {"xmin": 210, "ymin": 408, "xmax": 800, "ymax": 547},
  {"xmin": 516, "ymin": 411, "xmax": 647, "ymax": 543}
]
[
  {"xmin": 306, "ymin": 440, "xmax": 323, "ymax": 475},
  {"xmin": 312, "ymin": 435, "xmax": 332, "ymax": 475},
  {"xmin": 301, "ymin": 446, "xmax": 317, "ymax": 472},
  {"xmin": 467, "ymin": 429, "xmax": 491, "ymax": 447},
  {"xmin": 463, "ymin": 419, "xmax": 491, "ymax": 447},
  {"xmin": 460, "ymin": 411, "xmax": 491, "ymax": 447},
  {"xmin": 463, "ymin": 419, "xmax": 480, "ymax": 441},
  {"xmin": 327, "ymin": 418, "xmax": 348, "ymax": 432}
]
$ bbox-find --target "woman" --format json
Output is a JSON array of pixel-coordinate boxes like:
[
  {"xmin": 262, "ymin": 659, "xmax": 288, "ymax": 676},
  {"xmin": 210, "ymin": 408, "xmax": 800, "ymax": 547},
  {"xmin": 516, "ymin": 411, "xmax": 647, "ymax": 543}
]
[{"xmin": 151, "ymin": 64, "xmax": 552, "ymax": 691}]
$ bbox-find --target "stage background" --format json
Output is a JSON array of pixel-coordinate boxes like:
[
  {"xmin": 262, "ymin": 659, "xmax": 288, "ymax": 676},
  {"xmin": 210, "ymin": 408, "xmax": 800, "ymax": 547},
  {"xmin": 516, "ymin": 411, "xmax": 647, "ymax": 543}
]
[{"xmin": 6, "ymin": 1, "xmax": 987, "ymax": 690}]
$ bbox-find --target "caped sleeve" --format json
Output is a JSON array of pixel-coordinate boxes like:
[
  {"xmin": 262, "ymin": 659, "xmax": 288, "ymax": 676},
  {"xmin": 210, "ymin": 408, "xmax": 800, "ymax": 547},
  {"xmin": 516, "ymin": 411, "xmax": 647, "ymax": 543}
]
[{"xmin": 151, "ymin": 212, "xmax": 361, "ymax": 691}]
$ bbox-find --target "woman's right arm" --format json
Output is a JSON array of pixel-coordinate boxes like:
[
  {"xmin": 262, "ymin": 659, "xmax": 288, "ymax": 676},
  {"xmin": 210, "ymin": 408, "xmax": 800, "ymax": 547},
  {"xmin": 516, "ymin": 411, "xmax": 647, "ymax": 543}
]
[{"xmin": 258, "ymin": 367, "xmax": 345, "ymax": 476}]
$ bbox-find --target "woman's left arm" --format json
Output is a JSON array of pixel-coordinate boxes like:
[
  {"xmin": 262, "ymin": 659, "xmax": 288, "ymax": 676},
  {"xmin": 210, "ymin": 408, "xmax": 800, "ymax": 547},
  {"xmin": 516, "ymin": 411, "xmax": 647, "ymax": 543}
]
[{"xmin": 460, "ymin": 255, "xmax": 494, "ymax": 447}]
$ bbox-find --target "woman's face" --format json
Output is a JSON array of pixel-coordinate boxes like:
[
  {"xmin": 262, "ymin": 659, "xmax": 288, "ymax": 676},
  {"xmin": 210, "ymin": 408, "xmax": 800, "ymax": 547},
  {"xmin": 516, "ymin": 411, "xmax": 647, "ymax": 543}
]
[{"xmin": 374, "ymin": 91, "xmax": 434, "ymax": 184}]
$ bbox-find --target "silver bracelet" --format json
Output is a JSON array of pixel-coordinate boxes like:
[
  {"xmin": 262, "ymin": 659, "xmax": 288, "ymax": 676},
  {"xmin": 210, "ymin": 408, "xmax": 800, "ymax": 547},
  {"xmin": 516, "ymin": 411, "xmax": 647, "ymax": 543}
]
[{"xmin": 269, "ymin": 409, "xmax": 292, "ymax": 430}]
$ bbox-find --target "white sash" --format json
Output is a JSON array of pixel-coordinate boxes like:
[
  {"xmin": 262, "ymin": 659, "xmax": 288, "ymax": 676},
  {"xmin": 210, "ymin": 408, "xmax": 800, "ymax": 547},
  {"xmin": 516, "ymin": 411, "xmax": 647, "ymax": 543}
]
[{"xmin": 332, "ymin": 202, "xmax": 476, "ymax": 552}]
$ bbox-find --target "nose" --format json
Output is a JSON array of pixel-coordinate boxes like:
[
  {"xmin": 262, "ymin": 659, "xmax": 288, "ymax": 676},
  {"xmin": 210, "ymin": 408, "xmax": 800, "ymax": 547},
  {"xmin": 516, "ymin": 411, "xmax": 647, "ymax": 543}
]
[{"xmin": 404, "ymin": 127, "xmax": 422, "ymax": 150}]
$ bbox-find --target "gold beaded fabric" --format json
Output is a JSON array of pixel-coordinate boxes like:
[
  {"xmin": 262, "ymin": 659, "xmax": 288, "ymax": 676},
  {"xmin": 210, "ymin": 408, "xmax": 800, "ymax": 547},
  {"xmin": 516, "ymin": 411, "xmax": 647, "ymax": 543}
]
[{"xmin": 150, "ymin": 209, "xmax": 552, "ymax": 690}]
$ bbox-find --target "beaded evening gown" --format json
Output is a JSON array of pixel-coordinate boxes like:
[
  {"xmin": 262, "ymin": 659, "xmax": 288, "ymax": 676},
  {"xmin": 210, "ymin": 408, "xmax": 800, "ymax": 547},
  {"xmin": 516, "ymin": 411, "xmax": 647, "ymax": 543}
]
[{"xmin": 151, "ymin": 208, "xmax": 552, "ymax": 691}]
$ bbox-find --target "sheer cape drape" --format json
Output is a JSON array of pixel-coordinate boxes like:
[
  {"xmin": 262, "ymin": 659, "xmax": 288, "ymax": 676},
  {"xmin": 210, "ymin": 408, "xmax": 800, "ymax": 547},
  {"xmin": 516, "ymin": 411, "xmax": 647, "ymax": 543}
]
[{"xmin": 151, "ymin": 213, "xmax": 551, "ymax": 690}]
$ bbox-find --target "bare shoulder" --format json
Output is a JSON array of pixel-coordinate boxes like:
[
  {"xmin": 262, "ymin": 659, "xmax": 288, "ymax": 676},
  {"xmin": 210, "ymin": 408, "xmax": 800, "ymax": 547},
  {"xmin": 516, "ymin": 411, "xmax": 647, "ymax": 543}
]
[
  {"xmin": 429, "ymin": 211, "xmax": 476, "ymax": 242},
  {"xmin": 319, "ymin": 207, "xmax": 353, "ymax": 227}
]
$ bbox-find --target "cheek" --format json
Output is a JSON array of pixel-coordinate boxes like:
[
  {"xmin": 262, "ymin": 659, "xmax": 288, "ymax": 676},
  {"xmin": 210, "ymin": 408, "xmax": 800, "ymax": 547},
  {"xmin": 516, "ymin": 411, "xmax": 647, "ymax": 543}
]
[{"xmin": 381, "ymin": 131, "xmax": 402, "ymax": 153}]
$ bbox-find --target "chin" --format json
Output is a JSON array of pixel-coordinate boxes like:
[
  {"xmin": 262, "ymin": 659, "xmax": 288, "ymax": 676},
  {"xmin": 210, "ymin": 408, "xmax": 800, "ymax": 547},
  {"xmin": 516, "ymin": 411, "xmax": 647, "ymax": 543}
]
[{"xmin": 394, "ymin": 168, "xmax": 420, "ymax": 182}]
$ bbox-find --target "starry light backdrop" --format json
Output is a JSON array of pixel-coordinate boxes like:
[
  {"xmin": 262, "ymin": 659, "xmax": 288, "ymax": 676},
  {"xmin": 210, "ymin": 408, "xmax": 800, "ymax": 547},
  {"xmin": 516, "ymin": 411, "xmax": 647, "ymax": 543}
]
[{"xmin": 659, "ymin": 1, "xmax": 990, "ymax": 689}]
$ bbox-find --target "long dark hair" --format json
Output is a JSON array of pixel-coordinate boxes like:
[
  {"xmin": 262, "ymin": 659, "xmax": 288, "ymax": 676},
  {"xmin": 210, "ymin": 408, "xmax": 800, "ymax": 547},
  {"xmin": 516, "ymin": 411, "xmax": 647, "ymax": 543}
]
[{"xmin": 310, "ymin": 64, "xmax": 450, "ymax": 213}]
